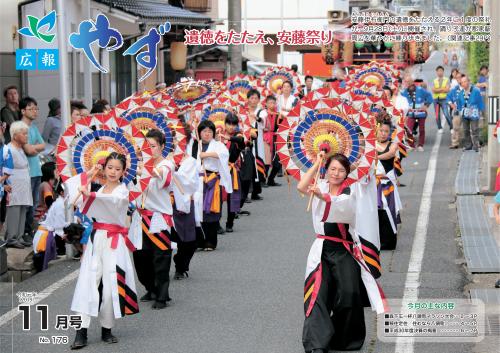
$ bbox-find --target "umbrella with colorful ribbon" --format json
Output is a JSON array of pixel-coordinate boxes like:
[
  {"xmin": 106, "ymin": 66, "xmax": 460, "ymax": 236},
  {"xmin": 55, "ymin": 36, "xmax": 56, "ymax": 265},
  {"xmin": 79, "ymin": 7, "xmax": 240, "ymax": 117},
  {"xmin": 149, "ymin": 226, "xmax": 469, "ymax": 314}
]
[
  {"xmin": 167, "ymin": 78, "xmax": 214, "ymax": 111},
  {"xmin": 275, "ymin": 97, "xmax": 377, "ymax": 186},
  {"xmin": 119, "ymin": 105, "xmax": 175, "ymax": 159},
  {"xmin": 258, "ymin": 66, "xmax": 301, "ymax": 96},
  {"xmin": 347, "ymin": 61, "xmax": 399, "ymax": 90},
  {"xmin": 195, "ymin": 95, "xmax": 240, "ymax": 139},
  {"xmin": 222, "ymin": 74, "xmax": 259, "ymax": 105},
  {"xmin": 56, "ymin": 113, "xmax": 154, "ymax": 200},
  {"xmin": 156, "ymin": 108, "xmax": 188, "ymax": 165}
]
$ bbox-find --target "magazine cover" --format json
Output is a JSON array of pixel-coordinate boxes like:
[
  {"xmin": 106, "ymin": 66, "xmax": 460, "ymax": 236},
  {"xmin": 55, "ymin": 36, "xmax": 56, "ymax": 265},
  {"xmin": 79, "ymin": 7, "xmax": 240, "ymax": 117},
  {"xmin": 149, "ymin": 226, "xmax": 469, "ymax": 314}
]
[{"xmin": 0, "ymin": 0, "xmax": 498, "ymax": 352}]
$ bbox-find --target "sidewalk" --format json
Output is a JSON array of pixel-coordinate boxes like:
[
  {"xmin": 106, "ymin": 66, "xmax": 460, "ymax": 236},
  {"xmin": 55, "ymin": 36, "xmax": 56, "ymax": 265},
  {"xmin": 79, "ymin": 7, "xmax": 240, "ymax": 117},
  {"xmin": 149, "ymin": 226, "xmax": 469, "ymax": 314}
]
[{"xmin": 456, "ymin": 148, "xmax": 500, "ymax": 352}]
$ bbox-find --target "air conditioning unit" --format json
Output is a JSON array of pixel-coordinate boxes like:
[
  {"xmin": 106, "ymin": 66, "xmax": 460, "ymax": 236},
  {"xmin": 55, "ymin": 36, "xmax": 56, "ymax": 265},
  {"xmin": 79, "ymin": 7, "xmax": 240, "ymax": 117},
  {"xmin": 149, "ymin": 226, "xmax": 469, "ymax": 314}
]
[{"xmin": 328, "ymin": 10, "xmax": 349, "ymax": 23}]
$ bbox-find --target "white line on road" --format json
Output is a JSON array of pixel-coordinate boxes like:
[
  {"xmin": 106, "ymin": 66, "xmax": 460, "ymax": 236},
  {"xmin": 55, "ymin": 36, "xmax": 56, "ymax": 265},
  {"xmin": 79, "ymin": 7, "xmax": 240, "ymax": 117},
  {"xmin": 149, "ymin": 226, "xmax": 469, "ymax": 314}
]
[
  {"xmin": 395, "ymin": 132, "xmax": 442, "ymax": 353},
  {"xmin": 0, "ymin": 270, "xmax": 79, "ymax": 328}
]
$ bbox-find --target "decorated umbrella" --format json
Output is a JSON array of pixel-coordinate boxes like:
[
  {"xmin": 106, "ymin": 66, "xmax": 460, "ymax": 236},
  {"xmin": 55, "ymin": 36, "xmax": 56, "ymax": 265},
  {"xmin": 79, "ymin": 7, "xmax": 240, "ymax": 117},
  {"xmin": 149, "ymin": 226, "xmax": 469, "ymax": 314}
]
[
  {"xmin": 156, "ymin": 108, "xmax": 188, "ymax": 165},
  {"xmin": 113, "ymin": 97, "xmax": 156, "ymax": 118},
  {"xmin": 166, "ymin": 78, "xmax": 214, "ymax": 111},
  {"xmin": 347, "ymin": 61, "xmax": 399, "ymax": 90},
  {"xmin": 56, "ymin": 114, "xmax": 154, "ymax": 201},
  {"xmin": 357, "ymin": 93, "xmax": 408, "ymax": 176},
  {"xmin": 302, "ymin": 83, "xmax": 358, "ymax": 106},
  {"xmin": 222, "ymin": 74, "xmax": 258, "ymax": 105},
  {"xmin": 195, "ymin": 95, "xmax": 240, "ymax": 139},
  {"xmin": 119, "ymin": 105, "xmax": 175, "ymax": 158},
  {"xmin": 258, "ymin": 66, "xmax": 301, "ymax": 96},
  {"xmin": 275, "ymin": 97, "xmax": 377, "ymax": 186}
]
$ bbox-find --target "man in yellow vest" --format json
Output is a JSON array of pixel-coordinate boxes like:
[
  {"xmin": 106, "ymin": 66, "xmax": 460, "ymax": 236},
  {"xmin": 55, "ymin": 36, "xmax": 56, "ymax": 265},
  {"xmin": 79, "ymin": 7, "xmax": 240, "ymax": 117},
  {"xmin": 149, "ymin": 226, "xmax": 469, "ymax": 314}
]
[{"xmin": 431, "ymin": 66, "xmax": 452, "ymax": 133}]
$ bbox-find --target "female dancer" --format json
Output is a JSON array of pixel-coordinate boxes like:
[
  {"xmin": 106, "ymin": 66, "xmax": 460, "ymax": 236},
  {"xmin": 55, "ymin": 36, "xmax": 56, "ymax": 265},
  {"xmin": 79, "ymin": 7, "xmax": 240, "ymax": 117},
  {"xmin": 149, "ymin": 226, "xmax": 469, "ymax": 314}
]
[
  {"xmin": 376, "ymin": 121, "xmax": 402, "ymax": 250},
  {"xmin": 191, "ymin": 120, "xmax": 232, "ymax": 250},
  {"xmin": 68, "ymin": 152, "xmax": 138, "ymax": 350},
  {"xmin": 298, "ymin": 152, "xmax": 386, "ymax": 353},
  {"xmin": 131, "ymin": 129, "xmax": 176, "ymax": 309},
  {"xmin": 172, "ymin": 118, "xmax": 200, "ymax": 280}
]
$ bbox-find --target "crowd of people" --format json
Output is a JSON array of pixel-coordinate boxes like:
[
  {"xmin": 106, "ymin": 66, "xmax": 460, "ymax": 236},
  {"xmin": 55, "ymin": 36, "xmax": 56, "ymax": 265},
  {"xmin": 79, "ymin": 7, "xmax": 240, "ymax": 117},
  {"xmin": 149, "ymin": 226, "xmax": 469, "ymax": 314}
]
[
  {"xmin": 0, "ymin": 87, "xmax": 113, "ymax": 251},
  {"xmin": 0, "ymin": 57, "xmax": 491, "ymax": 352}
]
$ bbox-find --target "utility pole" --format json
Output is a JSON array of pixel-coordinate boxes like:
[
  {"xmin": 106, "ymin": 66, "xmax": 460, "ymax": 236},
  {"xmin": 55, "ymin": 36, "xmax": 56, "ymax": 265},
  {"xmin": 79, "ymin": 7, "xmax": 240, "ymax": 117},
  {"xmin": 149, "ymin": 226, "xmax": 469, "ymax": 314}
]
[
  {"xmin": 487, "ymin": 0, "xmax": 499, "ymax": 191},
  {"xmin": 56, "ymin": 0, "xmax": 74, "ymax": 257},
  {"xmin": 228, "ymin": 0, "xmax": 242, "ymax": 76}
]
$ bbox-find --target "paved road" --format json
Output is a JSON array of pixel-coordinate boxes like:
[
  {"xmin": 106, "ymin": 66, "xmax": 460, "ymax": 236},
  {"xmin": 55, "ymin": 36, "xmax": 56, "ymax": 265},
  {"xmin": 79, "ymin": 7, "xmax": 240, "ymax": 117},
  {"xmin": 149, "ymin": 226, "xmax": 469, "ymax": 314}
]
[{"xmin": 0, "ymin": 52, "xmax": 474, "ymax": 353}]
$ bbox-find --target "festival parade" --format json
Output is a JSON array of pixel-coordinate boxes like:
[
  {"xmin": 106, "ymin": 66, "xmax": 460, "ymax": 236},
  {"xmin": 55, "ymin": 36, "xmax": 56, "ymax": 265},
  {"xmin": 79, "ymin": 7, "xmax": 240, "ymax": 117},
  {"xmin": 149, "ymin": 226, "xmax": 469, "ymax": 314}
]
[{"xmin": 0, "ymin": 0, "xmax": 499, "ymax": 352}]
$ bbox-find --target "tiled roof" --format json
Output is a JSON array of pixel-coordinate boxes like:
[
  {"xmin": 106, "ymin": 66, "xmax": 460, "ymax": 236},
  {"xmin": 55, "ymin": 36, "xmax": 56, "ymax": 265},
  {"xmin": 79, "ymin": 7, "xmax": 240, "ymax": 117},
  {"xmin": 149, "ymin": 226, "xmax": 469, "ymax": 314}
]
[{"xmin": 94, "ymin": 0, "xmax": 211, "ymax": 26}]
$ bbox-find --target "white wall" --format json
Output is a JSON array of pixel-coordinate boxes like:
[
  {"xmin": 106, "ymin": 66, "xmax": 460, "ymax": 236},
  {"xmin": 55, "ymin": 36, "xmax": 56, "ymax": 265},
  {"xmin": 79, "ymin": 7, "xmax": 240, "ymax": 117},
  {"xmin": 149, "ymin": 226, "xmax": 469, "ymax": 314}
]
[
  {"xmin": 0, "ymin": 0, "xmax": 23, "ymax": 53},
  {"xmin": 218, "ymin": 0, "xmax": 348, "ymax": 33}
]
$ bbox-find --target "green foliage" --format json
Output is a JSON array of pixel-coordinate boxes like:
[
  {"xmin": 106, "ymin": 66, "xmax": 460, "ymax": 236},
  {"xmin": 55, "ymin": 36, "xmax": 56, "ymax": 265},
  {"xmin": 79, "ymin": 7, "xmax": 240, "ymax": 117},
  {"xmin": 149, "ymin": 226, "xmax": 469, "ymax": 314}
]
[
  {"xmin": 463, "ymin": 4, "xmax": 489, "ymax": 83},
  {"xmin": 465, "ymin": 40, "xmax": 489, "ymax": 83}
]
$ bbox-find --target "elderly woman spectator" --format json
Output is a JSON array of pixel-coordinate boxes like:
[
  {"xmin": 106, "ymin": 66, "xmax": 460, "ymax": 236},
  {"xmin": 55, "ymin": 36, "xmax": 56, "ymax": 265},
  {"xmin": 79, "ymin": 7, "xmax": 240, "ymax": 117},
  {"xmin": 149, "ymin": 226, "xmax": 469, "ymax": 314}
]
[{"xmin": 2, "ymin": 121, "xmax": 33, "ymax": 248}]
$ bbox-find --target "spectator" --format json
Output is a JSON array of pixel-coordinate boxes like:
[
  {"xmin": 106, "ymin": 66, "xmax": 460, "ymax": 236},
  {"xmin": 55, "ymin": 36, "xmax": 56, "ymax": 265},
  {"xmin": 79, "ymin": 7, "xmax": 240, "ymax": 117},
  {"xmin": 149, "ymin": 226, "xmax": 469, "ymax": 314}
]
[
  {"xmin": 42, "ymin": 98, "xmax": 61, "ymax": 146},
  {"xmin": 290, "ymin": 64, "xmax": 298, "ymax": 74},
  {"xmin": 450, "ymin": 53, "xmax": 459, "ymax": 70},
  {"xmin": 450, "ymin": 75, "xmax": 484, "ymax": 152},
  {"xmin": 32, "ymin": 179, "xmax": 66, "ymax": 271},
  {"xmin": 457, "ymin": 76, "xmax": 484, "ymax": 152},
  {"xmin": 431, "ymin": 66, "xmax": 452, "ymax": 133},
  {"xmin": 2, "ymin": 121, "xmax": 33, "ymax": 248},
  {"xmin": 0, "ymin": 124, "xmax": 11, "ymax": 236},
  {"xmin": 1, "ymin": 86, "xmax": 21, "ymax": 143},
  {"xmin": 20, "ymin": 97, "xmax": 45, "ymax": 238},
  {"xmin": 400, "ymin": 77, "xmax": 433, "ymax": 151},
  {"xmin": 443, "ymin": 48, "xmax": 449, "ymax": 66},
  {"xmin": 476, "ymin": 65, "xmax": 489, "ymax": 97},
  {"xmin": 449, "ymin": 68, "xmax": 460, "ymax": 89},
  {"xmin": 34, "ymin": 161, "xmax": 56, "ymax": 222}
]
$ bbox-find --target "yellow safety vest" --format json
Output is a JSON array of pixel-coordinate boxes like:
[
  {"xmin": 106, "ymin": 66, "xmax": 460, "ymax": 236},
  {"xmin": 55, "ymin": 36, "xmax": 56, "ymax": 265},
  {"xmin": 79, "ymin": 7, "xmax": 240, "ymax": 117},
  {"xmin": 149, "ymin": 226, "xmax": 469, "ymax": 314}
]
[{"xmin": 433, "ymin": 77, "xmax": 449, "ymax": 99}]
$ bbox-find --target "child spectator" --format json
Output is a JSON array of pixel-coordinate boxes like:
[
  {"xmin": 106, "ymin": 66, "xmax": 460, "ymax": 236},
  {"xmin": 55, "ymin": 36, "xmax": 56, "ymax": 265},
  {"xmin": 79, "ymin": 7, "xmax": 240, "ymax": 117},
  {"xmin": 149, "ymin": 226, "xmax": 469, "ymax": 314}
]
[{"xmin": 32, "ymin": 180, "xmax": 67, "ymax": 272}]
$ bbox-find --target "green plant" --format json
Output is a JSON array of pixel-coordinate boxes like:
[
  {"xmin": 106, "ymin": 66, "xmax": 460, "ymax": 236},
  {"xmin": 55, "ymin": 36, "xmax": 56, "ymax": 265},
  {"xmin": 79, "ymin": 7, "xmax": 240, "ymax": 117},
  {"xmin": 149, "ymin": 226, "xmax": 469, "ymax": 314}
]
[{"xmin": 466, "ymin": 41, "xmax": 489, "ymax": 83}]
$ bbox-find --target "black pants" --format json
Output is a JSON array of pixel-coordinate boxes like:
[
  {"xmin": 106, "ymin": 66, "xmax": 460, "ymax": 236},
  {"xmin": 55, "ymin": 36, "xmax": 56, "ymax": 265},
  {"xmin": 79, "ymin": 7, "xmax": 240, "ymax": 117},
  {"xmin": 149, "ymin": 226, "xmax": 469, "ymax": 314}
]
[
  {"xmin": 251, "ymin": 165, "xmax": 262, "ymax": 197},
  {"xmin": 174, "ymin": 241, "xmax": 197, "ymax": 273},
  {"xmin": 240, "ymin": 179, "xmax": 251, "ymax": 207},
  {"xmin": 226, "ymin": 194, "xmax": 237, "ymax": 228},
  {"xmin": 0, "ymin": 193, "xmax": 7, "ymax": 223},
  {"xmin": 55, "ymin": 235, "xmax": 66, "ymax": 255},
  {"xmin": 267, "ymin": 152, "xmax": 282, "ymax": 184},
  {"xmin": 379, "ymin": 210, "xmax": 397, "ymax": 250},
  {"xmin": 133, "ymin": 235, "xmax": 172, "ymax": 302},
  {"xmin": 201, "ymin": 221, "xmax": 218, "ymax": 248},
  {"xmin": 303, "ymin": 243, "xmax": 367, "ymax": 352}
]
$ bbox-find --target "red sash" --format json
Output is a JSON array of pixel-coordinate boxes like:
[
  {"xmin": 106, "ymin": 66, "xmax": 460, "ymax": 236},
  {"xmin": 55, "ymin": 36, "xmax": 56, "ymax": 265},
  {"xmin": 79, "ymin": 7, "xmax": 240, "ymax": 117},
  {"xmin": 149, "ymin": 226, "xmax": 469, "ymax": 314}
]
[{"xmin": 93, "ymin": 222, "xmax": 135, "ymax": 252}]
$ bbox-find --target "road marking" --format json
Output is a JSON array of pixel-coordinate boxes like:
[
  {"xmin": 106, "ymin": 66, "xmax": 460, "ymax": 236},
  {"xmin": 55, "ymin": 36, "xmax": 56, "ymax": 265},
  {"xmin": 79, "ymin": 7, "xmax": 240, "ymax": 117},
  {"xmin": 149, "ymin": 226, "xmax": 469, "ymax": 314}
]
[
  {"xmin": 395, "ymin": 132, "xmax": 442, "ymax": 353},
  {"xmin": 0, "ymin": 270, "xmax": 79, "ymax": 328}
]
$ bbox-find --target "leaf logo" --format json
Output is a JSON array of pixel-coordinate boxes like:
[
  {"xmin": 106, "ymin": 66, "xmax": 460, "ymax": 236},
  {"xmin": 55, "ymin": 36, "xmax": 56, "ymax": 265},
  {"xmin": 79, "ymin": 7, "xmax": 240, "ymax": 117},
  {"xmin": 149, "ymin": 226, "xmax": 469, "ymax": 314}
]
[{"xmin": 18, "ymin": 10, "xmax": 56, "ymax": 43}]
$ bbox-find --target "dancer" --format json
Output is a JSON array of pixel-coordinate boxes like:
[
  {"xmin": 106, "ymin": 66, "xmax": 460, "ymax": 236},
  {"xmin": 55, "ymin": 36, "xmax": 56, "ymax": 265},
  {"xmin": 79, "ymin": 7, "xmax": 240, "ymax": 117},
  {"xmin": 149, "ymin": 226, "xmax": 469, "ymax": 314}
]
[
  {"xmin": 68, "ymin": 153, "xmax": 138, "ymax": 350},
  {"xmin": 376, "ymin": 121, "xmax": 402, "ymax": 250},
  {"xmin": 130, "ymin": 129, "xmax": 176, "ymax": 310},
  {"xmin": 298, "ymin": 152, "xmax": 386, "ymax": 353},
  {"xmin": 172, "ymin": 119, "xmax": 200, "ymax": 280},
  {"xmin": 246, "ymin": 89, "xmax": 264, "ymax": 199},
  {"xmin": 220, "ymin": 112, "xmax": 245, "ymax": 233},
  {"xmin": 191, "ymin": 120, "xmax": 232, "ymax": 250}
]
